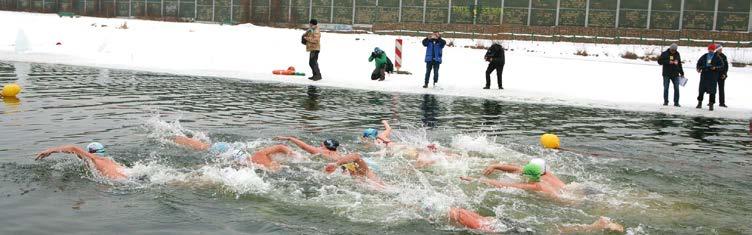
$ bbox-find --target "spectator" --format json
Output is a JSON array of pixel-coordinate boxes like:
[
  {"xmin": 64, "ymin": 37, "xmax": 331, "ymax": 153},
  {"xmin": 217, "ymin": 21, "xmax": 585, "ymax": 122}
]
[
  {"xmin": 303, "ymin": 19, "xmax": 322, "ymax": 81},
  {"xmin": 369, "ymin": 47, "xmax": 387, "ymax": 81},
  {"xmin": 422, "ymin": 31, "xmax": 446, "ymax": 88},
  {"xmin": 695, "ymin": 44, "xmax": 723, "ymax": 111},
  {"xmin": 657, "ymin": 43, "xmax": 684, "ymax": 107},
  {"xmin": 483, "ymin": 42, "xmax": 505, "ymax": 90},
  {"xmin": 716, "ymin": 44, "xmax": 729, "ymax": 108}
]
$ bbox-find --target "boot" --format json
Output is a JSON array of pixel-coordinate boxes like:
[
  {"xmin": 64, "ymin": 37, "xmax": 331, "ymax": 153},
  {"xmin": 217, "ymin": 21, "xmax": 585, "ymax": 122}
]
[
  {"xmin": 482, "ymin": 86, "xmax": 490, "ymax": 89},
  {"xmin": 709, "ymin": 104, "xmax": 714, "ymax": 111},
  {"xmin": 696, "ymin": 101, "xmax": 702, "ymax": 109}
]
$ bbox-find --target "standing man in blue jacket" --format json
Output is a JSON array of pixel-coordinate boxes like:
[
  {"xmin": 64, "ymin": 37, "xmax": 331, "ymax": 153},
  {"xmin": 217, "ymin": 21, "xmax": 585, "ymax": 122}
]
[
  {"xmin": 695, "ymin": 43, "xmax": 724, "ymax": 111},
  {"xmin": 422, "ymin": 31, "xmax": 446, "ymax": 88},
  {"xmin": 657, "ymin": 43, "xmax": 684, "ymax": 107}
]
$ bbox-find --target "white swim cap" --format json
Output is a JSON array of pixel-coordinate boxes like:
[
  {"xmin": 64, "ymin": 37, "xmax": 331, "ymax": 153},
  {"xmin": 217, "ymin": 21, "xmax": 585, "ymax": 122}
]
[{"xmin": 529, "ymin": 158, "xmax": 547, "ymax": 174}]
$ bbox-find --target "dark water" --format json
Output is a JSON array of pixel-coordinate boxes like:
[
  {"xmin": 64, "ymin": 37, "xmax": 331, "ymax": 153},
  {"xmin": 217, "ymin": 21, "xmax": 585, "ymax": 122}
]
[{"xmin": 1, "ymin": 61, "xmax": 750, "ymax": 234}]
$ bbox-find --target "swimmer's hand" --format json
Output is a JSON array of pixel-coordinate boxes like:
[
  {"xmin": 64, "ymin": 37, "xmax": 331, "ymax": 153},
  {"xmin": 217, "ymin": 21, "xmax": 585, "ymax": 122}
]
[
  {"xmin": 482, "ymin": 165, "xmax": 498, "ymax": 176},
  {"xmin": 459, "ymin": 176, "xmax": 475, "ymax": 182},
  {"xmin": 324, "ymin": 163, "xmax": 337, "ymax": 173},
  {"xmin": 35, "ymin": 145, "xmax": 79, "ymax": 160}
]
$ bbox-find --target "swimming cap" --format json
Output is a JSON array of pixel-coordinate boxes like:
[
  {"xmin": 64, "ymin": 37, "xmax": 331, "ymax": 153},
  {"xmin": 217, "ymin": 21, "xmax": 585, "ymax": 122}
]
[
  {"xmin": 363, "ymin": 128, "xmax": 378, "ymax": 139},
  {"xmin": 341, "ymin": 162, "xmax": 359, "ymax": 173},
  {"xmin": 522, "ymin": 163, "xmax": 542, "ymax": 182},
  {"xmin": 323, "ymin": 139, "xmax": 339, "ymax": 151},
  {"xmin": 209, "ymin": 142, "xmax": 231, "ymax": 155},
  {"xmin": 529, "ymin": 158, "xmax": 547, "ymax": 174},
  {"xmin": 86, "ymin": 142, "xmax": 105, "ymax": 154}
]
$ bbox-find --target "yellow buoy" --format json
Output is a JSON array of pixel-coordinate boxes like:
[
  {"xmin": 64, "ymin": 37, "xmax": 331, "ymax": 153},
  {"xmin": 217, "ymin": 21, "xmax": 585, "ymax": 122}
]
[
  {"xmin": 540, "ymin": 133, "xmax": 560, "ymax": 149},
  {"xmin": 1, "ymin": 83, "xmax": 22, "ymax": 97}
]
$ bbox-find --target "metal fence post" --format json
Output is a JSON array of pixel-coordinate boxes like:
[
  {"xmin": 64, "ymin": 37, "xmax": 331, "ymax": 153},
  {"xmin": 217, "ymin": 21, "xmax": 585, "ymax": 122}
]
[
  {"xmin": 748, "ymin": 0, "xmax": 752, "ymax": 32},
  {"xmin": 230, "ymin": 0, "xmax": 233, "ymax": 22},
  {"xmin": 646, "ymin": 0, "xmax": 652, "ymax": 29},
  {"xmin": 555, "ymin": 0, "xmax": 560, "ymax": 26},
  {"xmin": 352, "ymin": 0, "xmax": 355, "ymax": 25},
  {"xmin": 268, "ymin": 0, "xmax": 271, "ymax": 22},
  {"xmin": 194, "ymin": 0, "xmax": 197, "ymax": 19},
  {"xmin": 211, "ymin": 0, "xmax": 215, "ymax": 21},
  {"xmin": 328, "ymin": 0, "xmax": 332, "ymax": 22},
  {"xmin": 712, "ymin": 0, "xmax": 718, "ymax": 31},
  {"xmin": 144, "ymin": 0, "xmax": 146, "ymax": 16},
  {"xmin": 526, "ymin": 0, "xmax": 531, "ymax": 26},
  {"xmin": 678, "ymin": 0, "xmax": 684, "ymax": 30},
  {"xmin": 500, "ymin": 0, "xmax": 504, "ymax": 25},
  {"xmin": 398, "ymin": 0, "xmax": 402, "ymax": 23},
  {"xmin": 447, "ymin": 0, "xmax": 451, "ymax": 23},
  {"xmin": 473, "ymin": 0, "xmax": 477, "ymax": 24},
  {"xmin": 129, "ymin": 0, "xmax": 131, "ymax": 17},
  {"xmin": 288, "ymin": 0, "xmax": 292, "ymax": 23},
  {"xmin": 422, "ymin": 0, "xmax": 426, "ymax": 23},
  {"xmin": 161, "ymin": 0, "xmax": 163, "ymax": 17},
  {"xmin": 176, "ymin": 0, "xmax": 179, "ymax": 17},
  {"xmin": 308, "ymin": 0, "xmax": 311, "ymax": 20},
  {"xmin": 615, "ymin": 0, "xmax": 620, "ymax": 28},
  {"xmin": 584, "ymin": 0, "xmax": 590, "ymax": 27}
]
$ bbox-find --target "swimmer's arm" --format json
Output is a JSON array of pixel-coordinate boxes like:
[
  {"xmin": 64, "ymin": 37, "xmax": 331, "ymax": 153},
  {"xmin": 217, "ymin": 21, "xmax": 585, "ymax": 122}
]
[
  {"xmin": 257, "ymin": 145, "xmax": 293, "ymax": 156},
  {"xmin": 277, "ymin": 136, "xmax": 320, "ymax": 154},
  {"xmin": 483, "ymin": 163, "xmax": 522, "ymax": 176},
  {"xmin": 478, "ymin": 178, "xmax": 540, "ymax": 191},
  {"xmin": 557, "ymin": 217, "xmax": 625, "ymax": 234},
  {"xmin": 333, "ymin": 153, "xmax": 362, "ymax": 165},
  {"xmin": 171, "ymin": 136, "xmax": 211, "ymax": 151},
  {"xmin": 35, "ymin": 145, "xmax": 97, "ymax": 162},
  {"xmin": 378, "ymin": 120, "xmax": 392, "ymax": 141}
]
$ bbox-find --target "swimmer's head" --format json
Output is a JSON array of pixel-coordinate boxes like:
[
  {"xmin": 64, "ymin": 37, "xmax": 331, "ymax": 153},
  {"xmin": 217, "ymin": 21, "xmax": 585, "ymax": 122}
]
[
  {"xmin": 86, "ymin": 142, "xmax": 105, "ymax": 154},
  {"xmin": 426, "ymin": 143, "xmax": 438, "ymax": 152},
  {"xmin": 322, "ymin": 139, "xmax": 339, "ymax": 151},
  {"xmin": 208, "ymin": 142, "xmax": 231, "ymax": 155},
  {"xmin": 363, "ymin": 128, "xmax": 378, "ymax": 139},
  {"xmin": 529, "ymin": 158, "xmax": 547, "ymax": 174},
  {"xmin": 522, "ymin": 163, "xmax": 543, "ymax": 182}
]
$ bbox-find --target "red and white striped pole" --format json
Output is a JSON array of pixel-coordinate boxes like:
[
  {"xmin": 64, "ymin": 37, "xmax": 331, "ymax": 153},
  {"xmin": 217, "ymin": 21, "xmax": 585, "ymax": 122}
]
[{"xmin": 395, "ymin": 38, "xmax": 403, "ymax": 71}]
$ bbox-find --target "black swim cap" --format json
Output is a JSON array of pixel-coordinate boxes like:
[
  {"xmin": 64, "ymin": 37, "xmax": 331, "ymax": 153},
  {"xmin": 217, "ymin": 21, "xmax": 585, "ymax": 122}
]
[
  {"xmin": 309, "ymin": 19, "xmax": 318, "ymax": 25},
  {"xmin": 323, "ymin": 139, "xmax": 339, "ymax": 151}
]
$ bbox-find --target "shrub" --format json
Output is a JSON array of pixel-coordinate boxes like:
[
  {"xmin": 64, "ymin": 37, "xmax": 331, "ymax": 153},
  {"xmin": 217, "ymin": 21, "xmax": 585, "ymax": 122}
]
[{"xmin": 621, "ymin": 51, "xmax": 638, "ymax": 60}]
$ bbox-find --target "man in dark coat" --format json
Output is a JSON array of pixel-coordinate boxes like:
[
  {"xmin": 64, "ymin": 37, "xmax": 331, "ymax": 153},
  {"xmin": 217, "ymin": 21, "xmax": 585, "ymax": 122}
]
[
  {"xmin": 657, "ymin": 43, "xmax": 684, "ymax": 107},
  {"xmin": 695, "ymin": 44, "xmax": 724, "ymax": 111},
  {"xmin": 422, "ymin": 31, "xmax": 446, "ymax": 88},
  {"xmin": 715, "ymin": 44, "xmax": 729, "ymax": 108},
  {"xmin": 484, "ymin": 42, "xmax": 505, "ymax": 90}
]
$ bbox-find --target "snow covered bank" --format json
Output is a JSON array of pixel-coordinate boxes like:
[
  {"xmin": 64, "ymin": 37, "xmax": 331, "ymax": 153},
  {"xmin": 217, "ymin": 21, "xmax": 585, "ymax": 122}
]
[{"xmin": 1, "ymin": 11, "xmax": 750, "ymax": 120}]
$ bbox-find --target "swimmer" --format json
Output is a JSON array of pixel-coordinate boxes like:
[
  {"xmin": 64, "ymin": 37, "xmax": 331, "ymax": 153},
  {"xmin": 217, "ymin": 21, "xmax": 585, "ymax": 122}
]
[
  {"xmin": 35, "ymin": 142, "xmax": 127, "ymax": 180},
  {"xmin": 360, "ymin": 120, "xmax": 393, "ymax": 147},
  {"xmin": 275, "ymin": 136, "xmax": 342, "ymax": 161},
  {"xmin": 461, "ymin": 158, "xmax": 565, "ymax": 199},
  {"xmin": 324, "ymin": 153, "xmax": 385, "ymax": 189},
  {"xmin": 170, "ymin": 136, "xmax": 298, "ymax": 171},
  {"xmin": 449, "ymin": 208, "xmax": 623, "ymax": 233}
]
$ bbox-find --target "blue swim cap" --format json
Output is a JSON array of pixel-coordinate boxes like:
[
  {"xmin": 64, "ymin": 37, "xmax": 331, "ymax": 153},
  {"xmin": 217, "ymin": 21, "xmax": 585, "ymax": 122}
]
[
  {"xmin": 363, "ymin": 128, "xmax": 378, "ymax": 139},
  {"xmin": 323, "ymin": 139, "xmax": 339, "ymax": 151},
  {"xmin": 86, "ymin": 142, "xmax": 105, "ymax": 154},
  {"xmin": 209, "ymin": 142, "xmax": 231, "ymax": 155}
]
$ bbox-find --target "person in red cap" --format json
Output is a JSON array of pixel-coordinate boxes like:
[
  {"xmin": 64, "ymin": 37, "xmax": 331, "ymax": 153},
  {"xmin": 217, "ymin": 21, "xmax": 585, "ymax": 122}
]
[{"xmin": 695, "ymin": 43, "xmax": 724, "ymax": 111}]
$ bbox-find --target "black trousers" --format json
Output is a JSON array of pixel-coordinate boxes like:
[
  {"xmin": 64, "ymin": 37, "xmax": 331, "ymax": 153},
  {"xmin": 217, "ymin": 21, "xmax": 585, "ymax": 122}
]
[
  {"xmin": 485, "ymin": 62, "xmax": 504, "ymax": 88},
  {"xmin": 424, "ymin": 61, "xmax": 440, "ymax": 85},
  {"xmin": 718, "ymin": 77, "xmax": 726, "ymax": 105},
  {"xmin": 371, "ymin": 64, "xmax": 386, "ymax": 80},
  {"xmin": 309, "ymin": 51, "xmax": 321, "ymax": 77}
]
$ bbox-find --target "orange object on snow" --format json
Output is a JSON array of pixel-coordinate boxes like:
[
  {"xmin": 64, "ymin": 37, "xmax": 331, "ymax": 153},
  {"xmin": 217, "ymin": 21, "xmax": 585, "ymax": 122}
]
[{"xmin": 273, "ymin": 66, "xmax": 297, "ymax": 75}]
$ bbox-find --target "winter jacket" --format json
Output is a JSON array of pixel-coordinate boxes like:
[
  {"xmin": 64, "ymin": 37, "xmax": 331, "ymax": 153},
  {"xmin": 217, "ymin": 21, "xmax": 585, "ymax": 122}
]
[
  {"xmin": 657, "ymin": 50, "xmax": 684, "ymax": 78},
  {"xmin": 484, "ymin": 44, "xmax": 505, "ymax": 65},
  {"xmin": 369, "ymin": 51, "xmax": 388, "ymax": 69},
  {"xmin": 304, "ymin": 26, "xmax": 321, "ymax": 52},
  {"xmin": 696, "ymin": 52, "xmax": 724, "ymax": 94},
  {"xmin": 717, "ymin": 53, "xmax": 729, "ymax": 79},
  {"xmin": 422, "ymin": 37, "xmax": 446, "ymax": 63}
]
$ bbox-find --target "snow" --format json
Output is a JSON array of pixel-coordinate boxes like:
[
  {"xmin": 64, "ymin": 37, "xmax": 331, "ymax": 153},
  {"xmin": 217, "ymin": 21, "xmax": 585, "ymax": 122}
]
[{"xmin": 1, "ymin": 11, "xmax": 750, "ymax": 120}]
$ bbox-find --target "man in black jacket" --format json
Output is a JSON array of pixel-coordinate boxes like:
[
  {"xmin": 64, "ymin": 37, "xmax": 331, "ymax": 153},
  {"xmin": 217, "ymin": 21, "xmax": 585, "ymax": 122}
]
[
  {"xmin": 657, "ymin": 43, "xmax": 684, "ymax": 107},
  {"xmin": 484, "ymin": 42, "xmax": 505, "ymax": 89},
  {"xmin": 695, "ymin": 44, "xmax": 724, "ymax": 111},
  {"xmin": 716, "ymin": 44, "xmax": 729, "ymax": 108}
]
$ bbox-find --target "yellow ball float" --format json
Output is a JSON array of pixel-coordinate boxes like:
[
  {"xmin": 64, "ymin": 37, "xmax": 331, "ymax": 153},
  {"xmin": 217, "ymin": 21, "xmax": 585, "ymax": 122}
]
[
  {"xmin": 1, "ymin": 83, "xmax": 22, "ymax": 97},
  {"xmin": 540, "ymin": 133, "xmax": 560, "ymax": 149}
]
